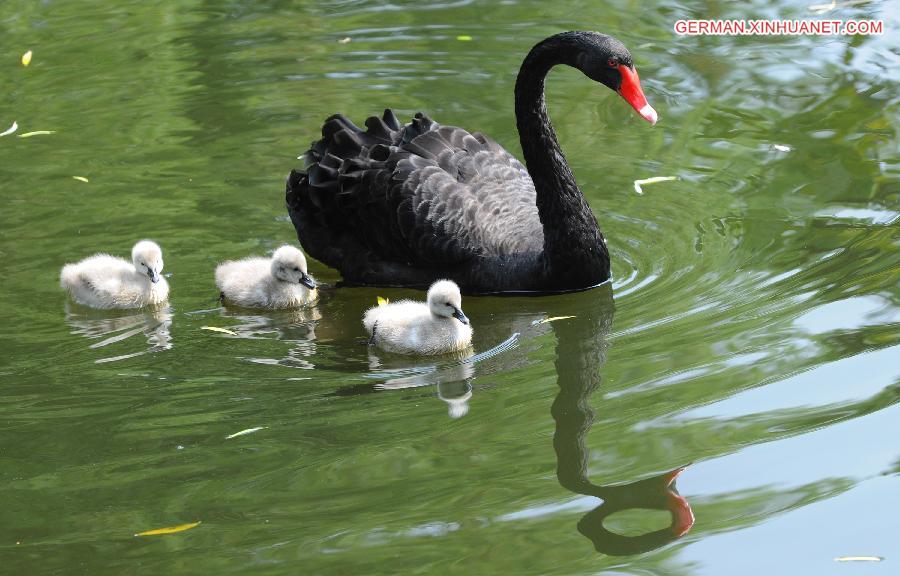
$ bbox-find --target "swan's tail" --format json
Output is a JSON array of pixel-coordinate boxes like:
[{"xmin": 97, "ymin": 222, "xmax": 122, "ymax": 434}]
[
  {"xmin": 60, "ymin": 264, "xmax": 80, "ymax": 291},
  {"xmin": 285, "ymin": 109, "xmax": 438, "ymax": 270}
]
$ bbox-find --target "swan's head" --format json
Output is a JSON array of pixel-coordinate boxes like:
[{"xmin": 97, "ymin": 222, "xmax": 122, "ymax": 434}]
[
  {"xmin": 271, "ymin": 245, "xmax": 316, "ymax": 289},
  {"xmin": 132, "ymin": 240, "xmax": 164, "ymax": 283},
  {"xmin": 564, "ymin": 31, "xmax": 658, "ymax": 125},
  {"xmin": 427, "ymin": 280, "xmax": 468, "ymax": 325}
]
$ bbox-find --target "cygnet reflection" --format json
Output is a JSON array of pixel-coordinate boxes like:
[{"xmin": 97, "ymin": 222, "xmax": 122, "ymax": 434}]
[
  {"xmin": 218, "ymin": 305, "xmax": 322, "ymax": 370},
  {"xmin": 374, "ymin": 356, "xmax": 476, "ymax": 418},
  {"xmin": 64, "ymin": 302, "xmax": 173, "ymax": 363}
]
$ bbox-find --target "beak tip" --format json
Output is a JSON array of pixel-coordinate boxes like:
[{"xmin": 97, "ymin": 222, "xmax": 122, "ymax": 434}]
[
  {"xmin": 639, "ymin": 104, "xmax": 658, "ymax": 125},
  {"xmin": 452, "ymin": 309, "xmax": 470, "ymax": 325}
]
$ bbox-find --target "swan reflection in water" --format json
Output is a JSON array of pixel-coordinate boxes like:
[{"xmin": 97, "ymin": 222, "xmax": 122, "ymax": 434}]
[
  {"xmin": 63, "ymin": 302, "xmax": 173, "ymax": 363},
  {"xmin": 364, "ymin": 316, "xmax": 528, "ymax": 418},
  {"xmin": 549, "ymin": 285, "xmax": 694, "ymax": 555},
  {"xmin": 373, "ymin": 355, "xmax": 477, "ymax": 419},
  {"xmin": 217, "ymin": 305, "xmax": 322, "ymax": 370},
  {"xmin": 365, "ymin": 283, "xmax": 695, "ymax": 553}
]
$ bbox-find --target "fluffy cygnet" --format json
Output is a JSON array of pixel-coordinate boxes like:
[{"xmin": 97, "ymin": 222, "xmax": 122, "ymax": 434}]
[
  {"xmin": 60, "ymin": 240, "xmax": 169, "ymax": 309},
  {"xmin": 363, "ymin": 280, "xmax": 473, "ymax": 355},
  {"xmin": 215, "ymin": 245, "xmax": 318, "ymax": 309}
]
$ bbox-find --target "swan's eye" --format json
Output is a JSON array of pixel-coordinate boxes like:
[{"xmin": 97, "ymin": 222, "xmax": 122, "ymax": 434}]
[
  {"xmin": 293, "ymin": 267, "xmax": 300, "ymax": 272},
  {"xmin": 608, "ymin": 58, "xmax": 618, "ymax": 68}
]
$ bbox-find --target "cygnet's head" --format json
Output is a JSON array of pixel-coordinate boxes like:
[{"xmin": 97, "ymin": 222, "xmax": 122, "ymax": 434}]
[
  {"xmin": 271, "ymin": 245, "xmax": 316, "ymax": 289},
  {"xmin": 132, "ymin": 240, "xmax": 164, "ymax": 284},
  {"xmin": 427, "ymin": 280, "xmax": 468, "ymax": 324}
]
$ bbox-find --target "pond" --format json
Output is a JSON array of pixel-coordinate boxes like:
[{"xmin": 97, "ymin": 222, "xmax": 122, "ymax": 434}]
[{"xmin": 1, "ymin": 0, "xmax": 897, "ymax": 574}]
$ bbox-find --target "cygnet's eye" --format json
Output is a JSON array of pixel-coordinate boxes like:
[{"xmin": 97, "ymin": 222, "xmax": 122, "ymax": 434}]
[{"xmin": 293, "ymin": 267, "xmax": 300, "ymax": 272}]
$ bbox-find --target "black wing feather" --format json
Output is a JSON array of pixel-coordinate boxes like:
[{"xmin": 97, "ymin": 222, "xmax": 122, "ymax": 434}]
[{"xmin": 286, "ymin": 109, "xmax": 541, "ymax": 280}]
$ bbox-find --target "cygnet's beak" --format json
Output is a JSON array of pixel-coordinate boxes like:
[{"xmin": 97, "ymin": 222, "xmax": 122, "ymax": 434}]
[
  {"xmin": 148, "ymin": 269, "xmax": 160, "ymax": 284},
  {"xmin": 452, "ymin": 307, "xmax": 469, "ymax": 325},
  {"xmin": 299, "ymin": 274, "xmax": 317, "ymax": 290}
]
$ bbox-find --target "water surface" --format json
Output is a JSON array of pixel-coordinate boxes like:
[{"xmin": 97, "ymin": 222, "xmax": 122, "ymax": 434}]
[{"xmin": 1, "ymin": 0, "xmax": 898, "ymax": 574}]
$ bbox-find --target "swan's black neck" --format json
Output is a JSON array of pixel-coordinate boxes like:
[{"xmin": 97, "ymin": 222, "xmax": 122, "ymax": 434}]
[{"xmin": 515, "ymin": 33, "xmax": 611, "ymax": 287}]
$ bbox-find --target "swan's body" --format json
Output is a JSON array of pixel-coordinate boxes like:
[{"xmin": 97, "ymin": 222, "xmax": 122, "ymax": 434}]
[
  {"xmin": 215, "ymin": 245, "xmax": 317, "ymax": 309},
  {"xmin": 364, "ymin": 280, "xmax": 472, "ymax": 355},
  {"xmin": 287, "ymin": 31, "xmax": 657, "ymax": 293},
  {"xmin": 60, "ymin": 240, "xmax": 168, "ymax": 309}
]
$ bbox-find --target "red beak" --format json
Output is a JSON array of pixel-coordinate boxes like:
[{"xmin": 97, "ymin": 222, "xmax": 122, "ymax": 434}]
[{"xmin": 617, "ymin": 64, "xmax": 658, "ymax": 125}]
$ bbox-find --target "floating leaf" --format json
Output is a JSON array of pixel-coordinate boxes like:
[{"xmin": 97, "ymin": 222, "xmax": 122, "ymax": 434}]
[
  {"xmin": 337, "ymin": 37, "xmax": 351, "ymax": 44},
  {"xmin": 539, "ymin": 315, "xmax": 576, "ymax": 324},
  {"xmin": 72, "ymin": 176, "xmax": 89, "ymax": 183},
  {"xmin": 21, "ymin": 50, "xmax": 32, "ymax": 66},
  {"xmin": 808, "ymin": 1, "xmax": 836, "ymax": 14},
  {"xmin": 225, "ymin": 426, "xmax": 266, "ymax": 439},
  {"xmin": 456, "ymin": 35, "xmax": 473, "ymax": 41},
  {"xmin": 634, "ymin": 176, "xmax": 678, "ymax": 195},
  {"xmin": 834, "ymin": 556, "xmax": 882, "ymax": 562},
  {"xmin": 376, "ymin": 296, "xmax": 389, "ymax": 306},
  {"xmin": 17, "ymin": 130, "xmax": 55, "ymax": 138},
  {"xmin": 0, "ymin": 121, "xmax": 17, "ymax": 137},
  {"xmin": 135, "ymin": 521, "xmax": 201, "ymax": 537},
  {"xmin": 201, "ymin": 326, "xmax": 237, "ymax": 336}
]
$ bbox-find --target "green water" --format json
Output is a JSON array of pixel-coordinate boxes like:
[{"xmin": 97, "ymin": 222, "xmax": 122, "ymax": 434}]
[{"xmin": 1, "ymin": 0, "xmax": 898, "ymax": 574}]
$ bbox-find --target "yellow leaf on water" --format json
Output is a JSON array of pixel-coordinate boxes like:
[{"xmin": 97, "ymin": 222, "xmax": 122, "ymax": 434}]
[
  {"xmin": 539, "ymin": 316, "xmax": 576, "ymax": 324},
  {"xmin": 17, "ymin": 130, "xmax": 55, "ymax": 138},
  {"xmin": 808, "ymin": 1, "xmax": 836, "ymax": 14},
  {"xmin": 834, "ymin": 556, "xmax": 882, "ymax": 562},
  {"xmin": 456, "ymin": 35, "xmax": 473, "ymax": 41},
  {"xmin": 21, "ymin": 50, "xmax": 32, "ymax": 66},
  {"xmin": 337, "ymin": 37, "xmax": 351, "ymax": 44},
  {"xmin": 135, "ymin": 521, "xmax": 201, "ymax": 537},
  {"xmin": 376, "ymin": 296, "xmax": 389, "ymax": 306},
  {"xmin": 72, "ymin": 176, "xmax": 89, "ymax": 183},
  {"xmin": 225, "ymin": 426, "xmax": 266, "ymax": 439},
  {"xmin": 201, "ymin": 326, "xmax": 237, "ymax": 336}
]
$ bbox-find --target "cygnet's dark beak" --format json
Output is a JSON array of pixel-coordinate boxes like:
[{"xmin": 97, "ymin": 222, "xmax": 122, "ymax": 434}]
[
  {"xmin": 148, "ymin": 269, "xmax": 160, "ymax": 284},
  {"xmin": 299, "ymin": 274, "xmax": 317, "ymax": 290},
  {"xmin": 452, "ymin": 307, "xmax": 469, "ymax": 325}
]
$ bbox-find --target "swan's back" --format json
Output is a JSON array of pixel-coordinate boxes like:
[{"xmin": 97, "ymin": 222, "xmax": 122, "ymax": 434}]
[
  {"xmin": 215, "ymin": 257, "xmax": 270, "ymax": 291},
  {"xmin": 362, "ymin": 300, "xmax": 430, "ymax": 334},
  {"xmin": 61, "ymin": 254, "xmax": 168, "ymax": 309},
  {"xmin": 287, "ymin": 110, "xmax": 543, "ymax": 289},
  {"xmin": 61, "ymin": 254, "xmax": 130, "ymax": 291}
]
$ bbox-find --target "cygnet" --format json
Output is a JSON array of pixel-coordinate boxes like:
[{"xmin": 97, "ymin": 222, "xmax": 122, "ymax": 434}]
[
  {"xmin": 363, "ymin": 279, "xmax": 472, "ymax": 355},
  {"xmin": 215, "ymin": 245, "xmax": 317, "ymax": 309},
  {"xmin": 60, "ymin": 240, "xmax": 169, "ymax": 309}
]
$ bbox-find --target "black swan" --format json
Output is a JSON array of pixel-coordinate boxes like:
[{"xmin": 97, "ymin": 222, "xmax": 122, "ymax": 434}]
[{"xmin": 286, "ymin": 31, "xmax": 657, "ymax": 293}]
